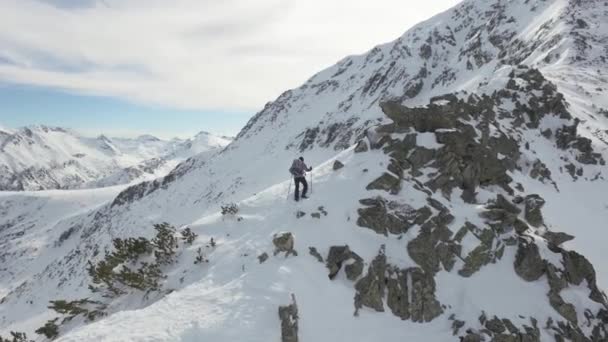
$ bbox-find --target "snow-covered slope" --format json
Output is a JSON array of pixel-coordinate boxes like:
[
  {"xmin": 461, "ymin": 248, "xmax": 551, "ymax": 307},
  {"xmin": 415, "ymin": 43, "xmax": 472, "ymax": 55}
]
[
  {"xmin": 0, "ymin": 127, "xmax": 231, "ymax": 191},
  {"xmin": 1, "ymin": 0, "xmax": 608, "ymax": 340}
]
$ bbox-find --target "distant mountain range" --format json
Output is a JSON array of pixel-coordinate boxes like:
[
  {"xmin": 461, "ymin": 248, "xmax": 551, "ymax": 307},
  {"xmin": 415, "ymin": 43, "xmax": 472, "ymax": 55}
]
[{"xmin": 0, "ymin": 125, "xmax": 232, "ymax": 191}]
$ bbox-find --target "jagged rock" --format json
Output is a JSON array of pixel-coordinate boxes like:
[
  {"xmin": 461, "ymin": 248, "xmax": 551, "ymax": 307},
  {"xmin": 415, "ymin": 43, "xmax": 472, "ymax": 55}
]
[
  {"xmin": 386, "ymin": 269, "xmax": 410, "ymax": 320},
  {"xmin": 561, "ymin": 250, "xmax": 606, "ymax": 303},
  {"xmin": 408, "ymin": 268, "xmax": 443, "ymax": 322},
  {"xmin": 408, "ymin": 217, "xmax": 457, "ymax": 274},
  {"xmin": 344, "ymin": 258, "xmax": 365, "ymax": 281},
  {"xmin": 549, "ymin": 291, "xmax": 578, "ymax": 324},
  {"xmin": 488, "ymin": 194, "xmax": 522, "ymax": 214},
  {"xmin": 273, "ymin": 233, "xmax": 297, "ymax": 257},
  {"xmin": 502, "ymin": 319, "xmax": 520, "ymax": 335},
  {"xmin": 459, "ymin": 242, "xmax": 494, "ymax": 277},
  {"xmin": 326, "ymin": 246, "xmax": 363, "ymax": 280},
  {"xmin": 493, "ymin": 334, "xmax": 519, "ymax": 342},
  {"xmin": 278, "ymin": 294, "xmax": 299, "ymax": 342},
  {"xmin": 530, "ymin": 159, "xmax": 552, "ymax": 183},
  {"xmin": 366, "ymin": 172, "xmax": 401, "ymax": 194},
  {"xmin": 354, "ymin": 140, "xmax": 369, "ymax": 153},
  {"xmin": 513, "ymin": 219, "xmax": 529, "ymax": 235},
  {"xmin": 310, "ymin": 213, "xmax": 321, "ymax": 219},
  {"xmin": 461, "ymin": 332, "xmax": 483, "ymax": 342},
  {"xmin": 357, "ymin": 197, "xmax": 421, "ymax": 235},
  {"xmin": 514, "ymin": 239, "xmax": 545, "ymax": 281},
  {"xmin": 380, "ymin": 101, "xmax": 458, "ymax": 132},
  {"xmin": 452, "ymin": 319, "xmax": 465, "ymax": 335},
  {"xmin": 258, "ymin": 252, "xmax": 269, "ymax": 264},
  {"xmin": 486, "ymin": 316, "xmax": 507, "ymax": 334},
  {"xmin": 308, "ymin": 247, "xmax": 324, "ymax": 263},
  {"xmin": 355, "ymin": 248, "xmax": 387, "ymax": 314},
  {"xmin": 332, "ymin": 160, "xmax": 344, "ymax": 170},
  {"xmin": 524, "ymin": 194, "xmax": 545, "ymax": 227},
  {"xmin": 543, "ymin": 231, "xmax": 574, "ymax": 247},
  {"xmin": 296, "ymin": 211, "xmax": 306, "ymax": 219}
]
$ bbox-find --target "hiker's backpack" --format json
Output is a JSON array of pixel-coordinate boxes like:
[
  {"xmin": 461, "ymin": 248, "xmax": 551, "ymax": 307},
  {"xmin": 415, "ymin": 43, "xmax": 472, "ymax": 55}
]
[{"xmin": 288, "ymin": 160, "xmax": 298, "ymax": 176}]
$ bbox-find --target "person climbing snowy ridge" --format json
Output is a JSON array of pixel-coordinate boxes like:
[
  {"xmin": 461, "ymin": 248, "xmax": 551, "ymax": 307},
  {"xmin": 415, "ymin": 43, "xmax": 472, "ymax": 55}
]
[{"xmin": 289, "ymin": 157, "xmax": 312, "ymax": 201}]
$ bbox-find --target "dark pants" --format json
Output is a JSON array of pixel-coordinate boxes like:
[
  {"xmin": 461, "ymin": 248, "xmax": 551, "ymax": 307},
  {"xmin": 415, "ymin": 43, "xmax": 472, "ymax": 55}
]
[{"xmin": 294, "ymin": 176, "xmax": 308, "ymax": 200}]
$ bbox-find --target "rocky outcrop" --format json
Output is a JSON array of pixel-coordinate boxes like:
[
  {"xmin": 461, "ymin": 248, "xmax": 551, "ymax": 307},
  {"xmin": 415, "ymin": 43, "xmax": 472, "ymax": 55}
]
[
  {"xmin": 524, "ymin": 194, "xmax": 545, "ymax": 227},
  {"xmin": 278, "ymin": 294, "xmax": 299, "ymax": 342},
  {"xmin": 357, "ymin": 197, "xmax": 431, "ymax": 235},
  {"xmin": 326, "ymin": 246, "xmax": 363, "ymax": 281},
  {"xmin": 354, "ymin": 247, "xmax": 443, "ymax": 323},
  {"xmin": 514, "ymin": 239, "xmax": 545, "ymax": 281}
]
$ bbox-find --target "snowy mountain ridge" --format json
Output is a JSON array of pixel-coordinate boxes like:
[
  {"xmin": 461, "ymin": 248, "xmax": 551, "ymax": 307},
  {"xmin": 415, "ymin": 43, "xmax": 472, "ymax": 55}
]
[
  {"xmin": 0, "ymin": 125, "xmax": 232, "ymax": 191},
  {"xmin": 1, "ymin": 0, "xmax": 608, "ymax": 341}
]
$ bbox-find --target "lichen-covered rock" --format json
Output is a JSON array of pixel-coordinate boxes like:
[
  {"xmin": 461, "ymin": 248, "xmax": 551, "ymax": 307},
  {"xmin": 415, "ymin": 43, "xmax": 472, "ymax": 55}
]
[
  {"xmin": 273, "ymin": 232, "xmax": 296, "ymax": 257},
  {"xmin": 326, "ymin": 245, "xmax": 363, "ymax": 281},
  {"xmin": 332, "ymin": 160, "xmax": 344, "ymax": 171},
  {"xmin": 278, "ymin": 294, "xmax": 299, "ymax": 342},
  {"xmin": 524, "ymin": 194, "xmax": 546, "ymax": 227},
  {"xmin": 514, "ymin": 239, "xmax": 545, "ymax": 281}
]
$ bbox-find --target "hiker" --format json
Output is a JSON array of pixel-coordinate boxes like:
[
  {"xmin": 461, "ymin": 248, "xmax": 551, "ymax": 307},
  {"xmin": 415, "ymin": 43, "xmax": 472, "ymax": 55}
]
[{"xmin": 289, "ymin": 157, "xmax": 312, "ymax": 201}]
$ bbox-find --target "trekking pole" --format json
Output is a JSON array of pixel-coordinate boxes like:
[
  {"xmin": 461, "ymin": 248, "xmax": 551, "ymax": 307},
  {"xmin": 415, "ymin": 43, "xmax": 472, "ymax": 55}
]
[{"xmin": 287, "ymin": 176, "xmax": 292, "ymax": 200}]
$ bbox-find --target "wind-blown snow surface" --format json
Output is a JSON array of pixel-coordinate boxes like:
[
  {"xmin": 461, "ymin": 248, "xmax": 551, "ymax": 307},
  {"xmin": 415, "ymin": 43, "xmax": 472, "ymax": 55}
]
[
  {"xmin": 1, "ymin": 0, "xmax": 608, "ymax": 340},
  {"xmin": 0, "ymin": 126, "xmax": 231, "ymax": 191}
]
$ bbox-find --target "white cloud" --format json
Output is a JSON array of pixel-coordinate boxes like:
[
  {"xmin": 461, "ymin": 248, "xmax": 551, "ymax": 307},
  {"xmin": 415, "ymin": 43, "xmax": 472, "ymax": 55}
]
[{"xmin": 0, "ymin": 0, "xmax": 461, "ymax": 111}]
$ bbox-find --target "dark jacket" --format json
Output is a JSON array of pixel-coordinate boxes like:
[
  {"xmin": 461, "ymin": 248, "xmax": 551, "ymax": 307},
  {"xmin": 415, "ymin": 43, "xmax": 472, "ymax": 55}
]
[{"xmin": 289, "ymin": 159, "xmax": 310, "ymax": 178}]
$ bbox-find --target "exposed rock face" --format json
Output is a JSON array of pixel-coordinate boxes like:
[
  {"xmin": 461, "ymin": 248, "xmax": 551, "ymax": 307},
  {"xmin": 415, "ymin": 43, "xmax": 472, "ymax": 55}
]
[
  {"xmin": 524, "ymin": 194, "xmax": 546, "ymax": 227},
  {"xmin": 273, "ymin": 233, "xmax": 297, "ymax": 257},
  {"xmin": 354, "ymin": 247, "xmax": 443, "ymax": 323},
  {"xmin": 514, "ymin": 238, "xmax": 545, "ymax": 281},
  {"xmin": 357, "ymin": 197, "xmax": 431, "ymax": 235},
  {"xmin": 278, "ymin": 295, "xmax": 299, "ymax": 342},
  {"xmin": 543, "ymin": 231, "xmax": 574, "ymax": 248},
  {"xmin": 326, "ymin": 246, "xmax": 363, "ymax": 281},
  {"xmin": 354, "ymin": 248, "xmax": 388, "ymax": 313}
]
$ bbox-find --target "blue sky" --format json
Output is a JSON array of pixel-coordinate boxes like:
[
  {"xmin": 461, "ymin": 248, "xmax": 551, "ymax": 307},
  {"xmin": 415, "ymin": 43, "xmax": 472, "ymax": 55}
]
[
  {"xmin": 0, "ymin": 0, "xmax": 460, "ymax": 139},
  {"xmin": 0, "ymin": 83, "xmax": 251, "ymax": 138}
]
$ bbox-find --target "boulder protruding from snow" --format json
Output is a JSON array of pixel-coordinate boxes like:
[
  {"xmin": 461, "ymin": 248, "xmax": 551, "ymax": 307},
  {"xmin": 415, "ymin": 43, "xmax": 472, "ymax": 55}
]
[
  {"xmin": 332, "ymin": 160, "xmax": 344, "ymax": 170},
  {"xmin": 273, "ymin": 233, "xmax": 297, "ymax": 257},
  {"xmin": 278, "ymin": 294, "xmax": 299, "ymax": 342}
]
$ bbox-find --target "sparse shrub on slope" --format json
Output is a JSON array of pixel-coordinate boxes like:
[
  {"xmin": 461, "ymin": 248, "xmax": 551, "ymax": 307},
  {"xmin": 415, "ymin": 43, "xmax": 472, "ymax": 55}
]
[
  {"xmin": 35, "ymin": 320, "xmax": 59, "ymax": 340},
  {"xmin": 39, "ymin": 223, "xmax": 201, "ymax": 340},
  {"xmin": 0, "ymin": 332, "xmax": 33, "ymax": 342}
]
